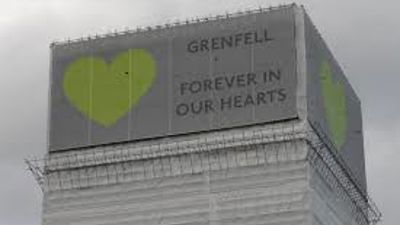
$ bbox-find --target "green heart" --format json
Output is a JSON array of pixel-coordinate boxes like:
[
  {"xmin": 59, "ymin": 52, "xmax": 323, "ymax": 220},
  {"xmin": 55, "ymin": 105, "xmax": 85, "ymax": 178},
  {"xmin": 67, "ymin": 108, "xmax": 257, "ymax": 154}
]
[
  {"xmin": 320, "ymin": 61, "xmax": 347, "ymax": 149},
  {"xmin": 63, "ymin": 49, "xmax": 157, "ymax": 127}
]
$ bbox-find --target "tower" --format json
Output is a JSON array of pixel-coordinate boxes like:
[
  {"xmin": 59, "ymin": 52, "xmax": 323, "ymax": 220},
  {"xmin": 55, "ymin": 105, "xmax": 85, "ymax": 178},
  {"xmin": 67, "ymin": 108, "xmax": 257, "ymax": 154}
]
[{"xmin": 31, "ymin": 4, "xmax": 381, "ymax": 225}]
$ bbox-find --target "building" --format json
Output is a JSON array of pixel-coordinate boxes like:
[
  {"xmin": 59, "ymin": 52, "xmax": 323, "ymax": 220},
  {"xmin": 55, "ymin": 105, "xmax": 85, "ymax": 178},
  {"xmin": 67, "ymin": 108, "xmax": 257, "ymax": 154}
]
[{"xmin": 29, "ymin": 4, "xmax": 381, "ymax": 225}]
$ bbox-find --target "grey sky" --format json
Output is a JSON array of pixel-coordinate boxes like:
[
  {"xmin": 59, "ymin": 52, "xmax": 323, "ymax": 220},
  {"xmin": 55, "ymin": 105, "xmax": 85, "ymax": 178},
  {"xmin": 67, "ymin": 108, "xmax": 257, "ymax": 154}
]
[{"xmin": 0, "ymin": 0, "xmax": 398, "ymax": 225}]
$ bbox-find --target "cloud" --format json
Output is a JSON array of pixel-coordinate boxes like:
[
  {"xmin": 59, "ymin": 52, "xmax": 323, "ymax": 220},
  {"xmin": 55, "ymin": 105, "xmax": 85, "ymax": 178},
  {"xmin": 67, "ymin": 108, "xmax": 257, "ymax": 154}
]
[
  {"xmin": 364, "ymin": 122, "xmax": 400, "ymax": 225},
  {"xmin": 0, "ymin": 0, "xmax": 398, "ymax": 224}
]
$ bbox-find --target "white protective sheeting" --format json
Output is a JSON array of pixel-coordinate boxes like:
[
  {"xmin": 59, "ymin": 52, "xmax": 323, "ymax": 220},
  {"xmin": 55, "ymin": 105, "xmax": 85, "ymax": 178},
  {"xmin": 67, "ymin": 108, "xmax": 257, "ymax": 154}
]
[
  {"xmin": 43, "ymin": 140, "xmax": 310, "ymax": 225},
  {"xmin": 310, "ymin": 161, "xmax": 361, "ymax": 225}
]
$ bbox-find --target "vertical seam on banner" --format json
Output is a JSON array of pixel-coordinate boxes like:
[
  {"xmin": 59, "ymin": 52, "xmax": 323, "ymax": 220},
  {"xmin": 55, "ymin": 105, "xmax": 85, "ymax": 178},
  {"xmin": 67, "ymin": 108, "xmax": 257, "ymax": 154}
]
[
  {"xmin": 168, "ymin": 37, "xmax": 173, "ymax": 132},
  {"xmin": 251, "ymin": 14, "xmax": 256, "ymax": 121},
  {"xmin": 209, "ymin": 36, "xmax": 214, "ymax": 129},
  {"xmin": 47, "ymin": 47, "xmax": 54, "ymax": 151},
  {"xmin": 294, "ymin": 7, "xmax": 298, "ymax": 115},
  {"xmin": 294, "ymin": 6, "xmax": 307, "ymax": 121},
  {"xmin": 88, "ymin": 50, "xmax": 94, "ymax": 145},
  {"xmin": 128, "ymin": 50, "xmax": 133, "ymax": 139}
]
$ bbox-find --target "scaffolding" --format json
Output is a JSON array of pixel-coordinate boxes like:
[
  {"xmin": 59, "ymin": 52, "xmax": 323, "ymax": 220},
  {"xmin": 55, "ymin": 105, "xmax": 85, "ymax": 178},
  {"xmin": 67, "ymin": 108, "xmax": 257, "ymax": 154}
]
[
  {"xmin": 306, "ymin": 122, "xmax": 381, "ymax": 225},
  {"xmin": 27, "ymin": 122, "xmax": 381, "ymax": 225},
  {"xmin": 50, "ymin": 4, "xmax": 295, "ymax": 47}
]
